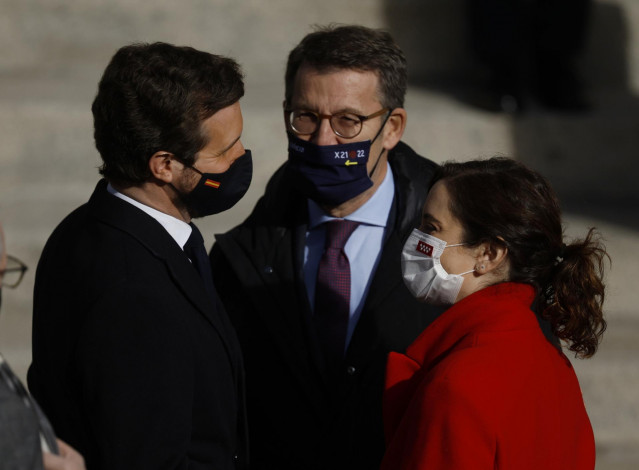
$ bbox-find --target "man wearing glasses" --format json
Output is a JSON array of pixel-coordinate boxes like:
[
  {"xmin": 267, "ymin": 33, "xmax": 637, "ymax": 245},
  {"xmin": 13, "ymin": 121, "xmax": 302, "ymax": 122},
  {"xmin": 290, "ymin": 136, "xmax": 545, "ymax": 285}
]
[
  {"xmin": 210, "ymin": 25, "xmax": 441, "ymax": 470},
  {"xmin": 0, "ymin": 222, "xmax": 85, "ymax": 470}
]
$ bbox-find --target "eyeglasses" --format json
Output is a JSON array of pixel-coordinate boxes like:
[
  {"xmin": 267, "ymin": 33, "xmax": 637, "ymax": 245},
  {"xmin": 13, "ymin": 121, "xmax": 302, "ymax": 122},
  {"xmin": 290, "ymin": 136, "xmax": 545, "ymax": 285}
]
[
  {"xmin": 286, "ymin": 108, "xmax": 389, "ymax": 139},
  {"xmin": 0, "ymin": 255, "xmax": 28, "ymax": 288}
]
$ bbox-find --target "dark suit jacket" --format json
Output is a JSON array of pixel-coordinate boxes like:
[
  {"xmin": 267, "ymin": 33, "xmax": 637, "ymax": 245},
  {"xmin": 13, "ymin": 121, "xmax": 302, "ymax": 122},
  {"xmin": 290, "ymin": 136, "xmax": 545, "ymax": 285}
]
[
  {"xmin": 210, "ymin": 142, "xmax": 442, "ymax": 470},
  {"xmin": 28, "ymin": 180, "xmax": 247, "ymax": 470}
]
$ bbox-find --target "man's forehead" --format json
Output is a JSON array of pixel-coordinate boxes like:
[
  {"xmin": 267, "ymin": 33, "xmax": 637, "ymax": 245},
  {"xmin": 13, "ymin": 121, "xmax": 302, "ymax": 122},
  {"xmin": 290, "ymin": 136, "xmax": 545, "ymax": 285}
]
[
  {"xmin": 295, "ymin": 63, "xmax": 379, "ymax": 84},
  {"xmin": 290, "ymin": 65, "xmax": 382, "ymax": 108}
]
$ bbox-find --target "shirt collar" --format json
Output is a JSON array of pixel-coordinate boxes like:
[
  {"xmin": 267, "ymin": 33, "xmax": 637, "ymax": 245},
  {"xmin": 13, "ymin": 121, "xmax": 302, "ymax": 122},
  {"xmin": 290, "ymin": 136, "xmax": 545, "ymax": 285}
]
[
  {"xmin": 107, "ymin": 183, "xmax": 192, "ymax": 249},
  {"xmin": 308, "ymin": 162, "xmax": 395, "ymax": 229}
]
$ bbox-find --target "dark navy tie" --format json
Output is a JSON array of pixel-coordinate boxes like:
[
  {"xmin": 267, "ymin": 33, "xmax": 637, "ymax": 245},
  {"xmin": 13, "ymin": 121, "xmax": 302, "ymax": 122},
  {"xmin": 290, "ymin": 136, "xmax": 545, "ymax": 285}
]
[
  {"xmin": 184, "ymin": 222, "xmax": 216, "ymax": 301},
  {"xmin": 314, "ymin": 219, "xmax": 359, "ymax": 373}
]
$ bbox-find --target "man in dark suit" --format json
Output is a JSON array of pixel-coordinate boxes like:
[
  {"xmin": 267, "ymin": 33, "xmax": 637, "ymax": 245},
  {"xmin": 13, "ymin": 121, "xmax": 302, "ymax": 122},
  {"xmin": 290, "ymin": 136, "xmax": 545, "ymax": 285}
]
[
  {"xmin": 28, "ymin": 43, "xmax": 251, "ymax": 470},
  {"xmin": 210, "ymin": 25, "xmax": 441, "ymax": 470}
]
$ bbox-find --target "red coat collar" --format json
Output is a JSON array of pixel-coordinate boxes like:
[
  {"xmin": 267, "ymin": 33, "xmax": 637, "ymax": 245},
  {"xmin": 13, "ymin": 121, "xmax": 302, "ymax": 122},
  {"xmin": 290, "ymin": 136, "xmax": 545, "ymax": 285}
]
[{"xmin": 405, "ymin": 282, "xmax": 537, "ymax": 367}]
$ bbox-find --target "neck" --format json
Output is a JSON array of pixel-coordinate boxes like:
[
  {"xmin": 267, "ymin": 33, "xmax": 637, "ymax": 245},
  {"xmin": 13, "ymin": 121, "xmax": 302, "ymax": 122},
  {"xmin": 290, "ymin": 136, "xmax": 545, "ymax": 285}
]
[{"xmin": 113, "ymin": 181, "xmax": 191, "ymax": 223}]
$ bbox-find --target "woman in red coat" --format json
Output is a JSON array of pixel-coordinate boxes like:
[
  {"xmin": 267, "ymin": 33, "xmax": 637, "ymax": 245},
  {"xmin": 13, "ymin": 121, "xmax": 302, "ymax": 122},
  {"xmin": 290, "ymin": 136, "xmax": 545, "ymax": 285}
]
[{"xmin": 382, "ymin": 158, "xmax": 607, "ymax": 470}]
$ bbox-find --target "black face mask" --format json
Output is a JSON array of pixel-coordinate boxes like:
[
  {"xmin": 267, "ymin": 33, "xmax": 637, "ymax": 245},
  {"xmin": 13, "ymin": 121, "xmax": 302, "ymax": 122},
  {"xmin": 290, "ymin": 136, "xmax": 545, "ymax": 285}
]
[{"xmin": 179, "ymin": 150, "xmax": 253, "ymax": 217}]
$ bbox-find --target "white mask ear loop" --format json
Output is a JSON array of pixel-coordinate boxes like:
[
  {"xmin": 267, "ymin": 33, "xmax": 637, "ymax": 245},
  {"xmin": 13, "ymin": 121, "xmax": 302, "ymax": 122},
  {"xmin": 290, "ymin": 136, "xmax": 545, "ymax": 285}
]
[{"xmin": 443, "ymin": 242, "xmax": 475, "ymax": 276}]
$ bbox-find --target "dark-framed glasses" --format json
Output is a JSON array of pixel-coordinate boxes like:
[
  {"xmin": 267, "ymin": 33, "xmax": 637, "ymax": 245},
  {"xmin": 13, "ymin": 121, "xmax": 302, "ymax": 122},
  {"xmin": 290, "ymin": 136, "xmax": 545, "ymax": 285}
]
[
  {"xmin": 0, "ymin": 255, "xmax": 28, "ymax": 288},
  {"xmin": 286, "ymin": 108, "xmax": 389, "ymax": 139}
]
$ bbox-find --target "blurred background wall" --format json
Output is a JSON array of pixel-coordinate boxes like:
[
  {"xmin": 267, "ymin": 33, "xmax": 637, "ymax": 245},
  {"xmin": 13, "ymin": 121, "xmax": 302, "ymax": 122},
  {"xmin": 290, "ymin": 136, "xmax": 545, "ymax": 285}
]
[{"xmin": 0, "ymin": 1, "xmax": 637, "ymax": 468}]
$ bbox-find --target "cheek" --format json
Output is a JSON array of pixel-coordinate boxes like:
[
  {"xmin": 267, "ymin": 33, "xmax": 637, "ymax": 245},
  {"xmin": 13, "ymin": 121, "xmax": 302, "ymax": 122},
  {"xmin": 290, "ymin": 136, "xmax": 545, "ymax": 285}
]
[
  {"xmin": 440, "ymin": 248, "xmax": 472, "ymax": 275},
  {"xmin": 439, "ymin": 250, "xmax": 455, "ymax": 273},
  {"xmin": 175, "ymin": 169, "xmax": 200, "ymax": 194},
  {"xmin": 370, "ymin": 137, "xmax": 383, "ymax": 154},
  {"xmin": 367, "ymin": 139, "xmax": 385, "ymax": 169},
  {"xmin": 212, "ymin": 159, "xmax": 232, "ymax": 174},
  {"xmin": 200, "ymin": 155, "xmax": 234, "ymax": 175}
]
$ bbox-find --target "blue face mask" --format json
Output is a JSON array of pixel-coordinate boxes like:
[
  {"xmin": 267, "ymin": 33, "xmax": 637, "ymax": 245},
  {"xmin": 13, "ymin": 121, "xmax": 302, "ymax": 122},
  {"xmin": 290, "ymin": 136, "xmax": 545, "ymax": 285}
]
[{"xmin": 287, "ymin": 134, "xmax": 385, "ymax": 206}]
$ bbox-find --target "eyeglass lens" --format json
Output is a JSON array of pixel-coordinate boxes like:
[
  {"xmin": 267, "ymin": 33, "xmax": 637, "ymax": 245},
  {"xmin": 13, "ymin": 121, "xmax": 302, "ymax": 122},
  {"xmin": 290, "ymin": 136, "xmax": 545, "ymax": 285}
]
[
  {"xmin": 1, "ymin": 256, "xmax": 27, "ymax": 288},
  {"xmin": 289, "ymin": 111, "xmax": 363, "ymax": 138}
]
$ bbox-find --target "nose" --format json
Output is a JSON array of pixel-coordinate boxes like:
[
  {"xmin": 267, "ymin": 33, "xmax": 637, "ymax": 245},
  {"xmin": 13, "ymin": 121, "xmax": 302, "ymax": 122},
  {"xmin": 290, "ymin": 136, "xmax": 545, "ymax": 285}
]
[{"xmin": 310, "ymin": 117, "xmax": 339, "ymax": 146}]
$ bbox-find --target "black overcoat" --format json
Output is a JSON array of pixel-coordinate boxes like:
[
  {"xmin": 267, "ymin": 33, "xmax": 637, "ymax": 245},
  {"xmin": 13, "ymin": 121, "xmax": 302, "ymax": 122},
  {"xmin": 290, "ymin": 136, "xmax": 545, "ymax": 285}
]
[
  {"xmin": 210, "ymin": 142, "xmax": 442, "ymax": 470},
  {"xmin": 28, "ymin": 180, "xmax": 247, "ymax": 470}
]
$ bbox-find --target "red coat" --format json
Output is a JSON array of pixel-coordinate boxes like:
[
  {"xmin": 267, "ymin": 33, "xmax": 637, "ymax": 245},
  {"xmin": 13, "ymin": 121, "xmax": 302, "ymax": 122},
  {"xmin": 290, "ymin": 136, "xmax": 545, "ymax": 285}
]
[{"xmin": 381, "ymin": 283, "xmax": 595, "ymax": 470}]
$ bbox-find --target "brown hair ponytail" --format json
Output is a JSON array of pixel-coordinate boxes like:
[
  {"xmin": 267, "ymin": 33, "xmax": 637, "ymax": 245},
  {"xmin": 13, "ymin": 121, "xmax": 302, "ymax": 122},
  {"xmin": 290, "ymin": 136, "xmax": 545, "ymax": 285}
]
[{"xmin": 544, "ymin": 229, "xmax": 608, "ymax": 358}]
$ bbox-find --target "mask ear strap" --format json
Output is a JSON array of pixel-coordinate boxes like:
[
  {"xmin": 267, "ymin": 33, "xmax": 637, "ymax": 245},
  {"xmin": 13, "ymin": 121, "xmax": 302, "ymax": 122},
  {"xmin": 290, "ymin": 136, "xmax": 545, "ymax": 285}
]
[
  {"xmin": 446, "ymin": 242, "xmax": 467, "ymax": 248},
  {"xmin": 367, "ymin": 110, "xmax": 392, "ymax": 179},
  {"xmin": 368, "ymin": 147, "xmax": 385, "ymax": 178},
  {"xmin": 371, "ymin": 110, "xmax": 391, "ymax": 145},
  {"xmin": 187, "ymin": 165, "xmax": 204, "ymax": 176},
  {"xmin": 168, "ymin": 153, "xmax": 202, "ymax": 176}
]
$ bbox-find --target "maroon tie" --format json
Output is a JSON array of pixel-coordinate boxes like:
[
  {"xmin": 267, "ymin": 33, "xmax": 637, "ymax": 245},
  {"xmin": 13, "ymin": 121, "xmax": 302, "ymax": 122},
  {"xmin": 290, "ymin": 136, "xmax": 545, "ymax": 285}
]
[{"xmin": 314, "ymin": 219, "xmax": 359, "ymax": 373}]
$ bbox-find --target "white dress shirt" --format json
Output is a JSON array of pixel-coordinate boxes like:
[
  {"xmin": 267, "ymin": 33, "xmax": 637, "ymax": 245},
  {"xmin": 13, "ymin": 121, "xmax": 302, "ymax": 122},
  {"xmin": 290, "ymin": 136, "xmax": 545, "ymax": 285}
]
[{"xmin": 107, "ymin": 183, "xmax": 192, "ymax": 250}]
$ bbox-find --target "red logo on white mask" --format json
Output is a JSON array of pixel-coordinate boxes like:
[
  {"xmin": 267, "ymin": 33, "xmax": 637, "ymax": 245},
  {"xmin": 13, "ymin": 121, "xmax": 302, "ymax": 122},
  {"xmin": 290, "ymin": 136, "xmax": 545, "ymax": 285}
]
[{"xmin": 416, "ymin": 240, "xmax": 433, "ymax": 256}]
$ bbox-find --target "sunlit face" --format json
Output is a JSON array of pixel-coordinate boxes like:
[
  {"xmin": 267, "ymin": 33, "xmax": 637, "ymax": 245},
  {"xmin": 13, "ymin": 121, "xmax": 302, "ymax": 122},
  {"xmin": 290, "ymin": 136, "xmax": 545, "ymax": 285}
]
[
  {"xmin": 174, "ymin": 101, "xmax": 246, "ymax": 207},
  {"xmin": 420, "ymin": 181, "xmax": 477, "ymax": 301},
  {"xmin": 192, "ymin": 101, "xmax": 245, "ymax": 175},
  {"xmin": 287, "ymin": 65, "xmax": 390, "ymax": 178}
]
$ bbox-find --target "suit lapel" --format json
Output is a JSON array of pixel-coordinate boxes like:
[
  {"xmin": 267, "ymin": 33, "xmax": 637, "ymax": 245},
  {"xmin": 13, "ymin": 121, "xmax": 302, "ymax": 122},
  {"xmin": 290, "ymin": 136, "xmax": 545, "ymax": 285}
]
[
  {"xmin": 88, "ymin": 180, "xmax": 240, "ymax": 365},
  {"xmin": 216, "ymin": 209, "xmax": 330, "ymax": 406},
  {"xmin": 291, "ymin": 222, "xmax": 330, "ymax": 384},
  {"xmin": 345, "ymin": 182, "xmax": 409, "ymax": 361},
  {"xmin": 345, "ymin": 230, "xmax": 405, "ymax": 362}
]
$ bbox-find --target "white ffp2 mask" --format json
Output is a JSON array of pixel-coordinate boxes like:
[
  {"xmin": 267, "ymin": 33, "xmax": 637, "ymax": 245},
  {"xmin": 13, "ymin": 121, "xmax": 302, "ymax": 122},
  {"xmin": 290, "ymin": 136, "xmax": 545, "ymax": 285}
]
[{"xmin": 401, "ymin": 228, "xmax": 475, "ymax": 306}]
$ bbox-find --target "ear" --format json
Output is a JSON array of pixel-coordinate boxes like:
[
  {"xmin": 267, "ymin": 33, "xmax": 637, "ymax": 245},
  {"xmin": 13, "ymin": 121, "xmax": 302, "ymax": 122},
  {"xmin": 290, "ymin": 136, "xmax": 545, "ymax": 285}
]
[
  {"xmin": 473, "ymin": 240, "xmax": 509, "ymax": 277},
  {"xmin": 148, "ymin": 151, "xmax": 178, "ymax": 184},
  {"xmin": 381, "ymin": 108, "xmax": 407, "ymax": 151}
]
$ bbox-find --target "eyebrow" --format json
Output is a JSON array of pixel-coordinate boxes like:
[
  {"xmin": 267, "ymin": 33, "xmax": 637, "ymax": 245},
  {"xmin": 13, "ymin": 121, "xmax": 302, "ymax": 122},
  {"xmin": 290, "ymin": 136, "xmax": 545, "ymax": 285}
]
[
  {"xmin": 421, "ymin": 213, "xmax": 441, "ymax": 226},
  {"xmin": 290, "ymin": 103, "xmax": 365, "ymax": 115},
  {"xmin": 216, "ymin": 135, "xmax": 242, "ymax": 157}
]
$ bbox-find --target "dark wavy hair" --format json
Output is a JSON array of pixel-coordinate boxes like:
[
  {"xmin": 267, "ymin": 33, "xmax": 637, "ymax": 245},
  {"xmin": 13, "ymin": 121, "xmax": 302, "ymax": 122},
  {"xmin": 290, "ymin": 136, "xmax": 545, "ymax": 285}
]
[
  {"xmin": 284, "ymin": 24, "xmax": 407, "ymax": 110},
  {"xmin": 433, "ymin": 157, "xmax": 608, "ymax": 358},
  {"xmin": 92, "ymin": 42, "xmax": 244, "ymax": 187}
]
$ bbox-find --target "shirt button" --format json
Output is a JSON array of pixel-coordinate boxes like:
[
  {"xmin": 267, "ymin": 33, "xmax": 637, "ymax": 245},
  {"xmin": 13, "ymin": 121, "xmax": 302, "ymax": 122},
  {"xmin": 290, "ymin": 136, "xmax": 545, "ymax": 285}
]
[
  {"xmin": 263, "ymin": 266, "xmax": 274, "ymax": 274},
  {"xmin": 346, "ymin": 366, "xmax": 357, "ymax": 375}
]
